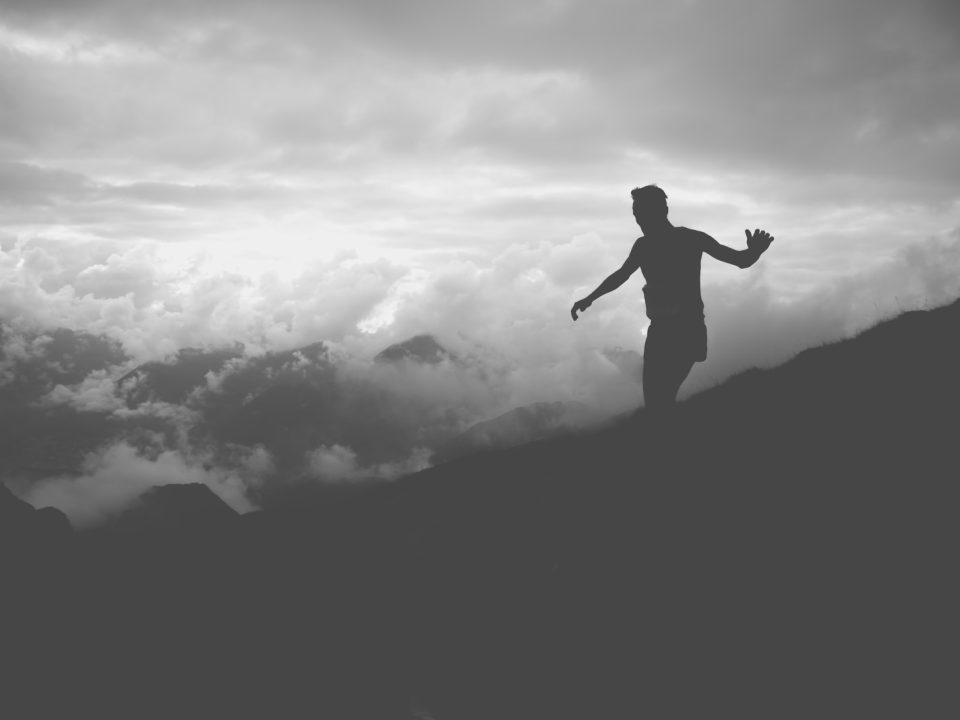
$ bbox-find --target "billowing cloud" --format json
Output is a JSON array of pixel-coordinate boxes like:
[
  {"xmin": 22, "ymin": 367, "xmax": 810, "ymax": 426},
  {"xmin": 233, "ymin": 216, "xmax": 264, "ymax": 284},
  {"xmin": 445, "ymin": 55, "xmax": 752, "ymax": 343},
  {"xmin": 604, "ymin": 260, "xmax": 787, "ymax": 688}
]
[
  {"xmin": 1, "ymin": 235, "xmax": 407, "ymax": 359},
  {"xmin": 41, "ymin": 369, "xmax": 125, "ymax": 412},
  {"xmin": 0, "ymin": 0, "xmax": 956, "ymax": 266},
  {"xmin": 11, "ymin": 222, "xmax": 960, "ymax": 420}
]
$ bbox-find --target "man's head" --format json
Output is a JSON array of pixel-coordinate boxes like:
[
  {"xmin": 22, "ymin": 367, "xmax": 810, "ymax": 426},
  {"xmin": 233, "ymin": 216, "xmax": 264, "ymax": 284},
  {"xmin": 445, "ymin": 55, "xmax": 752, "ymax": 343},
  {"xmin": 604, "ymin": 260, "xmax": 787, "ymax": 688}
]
[{"xmin": 631, "ymin": 184, "xmax": 668, "ymax": 226}]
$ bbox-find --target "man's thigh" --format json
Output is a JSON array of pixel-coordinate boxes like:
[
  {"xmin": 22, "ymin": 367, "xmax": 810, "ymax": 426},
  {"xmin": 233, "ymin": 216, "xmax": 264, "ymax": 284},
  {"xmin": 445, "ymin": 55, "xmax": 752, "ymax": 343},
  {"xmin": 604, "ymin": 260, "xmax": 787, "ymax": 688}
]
[{"xmin": 644, "ymin": 324, "xmax": 696, "ymax": 402}]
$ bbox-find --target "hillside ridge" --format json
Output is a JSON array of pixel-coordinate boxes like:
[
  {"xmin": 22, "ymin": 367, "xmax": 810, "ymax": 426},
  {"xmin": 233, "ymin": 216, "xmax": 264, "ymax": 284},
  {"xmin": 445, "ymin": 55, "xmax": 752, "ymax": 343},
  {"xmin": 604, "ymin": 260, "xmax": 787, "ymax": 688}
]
[{"xmin": 4, "ymin": 296, "xmax": 959, "ymax": 719}]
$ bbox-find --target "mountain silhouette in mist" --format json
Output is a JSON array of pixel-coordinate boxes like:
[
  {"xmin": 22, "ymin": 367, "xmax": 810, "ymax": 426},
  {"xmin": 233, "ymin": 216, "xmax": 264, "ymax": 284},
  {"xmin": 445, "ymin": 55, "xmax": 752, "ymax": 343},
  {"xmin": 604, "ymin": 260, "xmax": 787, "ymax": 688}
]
[
  {"xmin": 104, "ymin": 482, "xmax": 239, "ymax": 535},
  {"xmin": 0, "ymin": 326, "xmax": 127, "ymax": 477},
  {"xmin": 4, "ymin": 298, "xmax": 959, "ymax": 719},
  {"xmin": 4, "ymin": 327, "xmax": 596, "ymax": 492},
  {"xmin": 0, "ymin": 480, "xmax": 71, "ymax": 545},
  {"xmin": 117, "ymin": 344, "xmax": 245, "ymax": 405},
  {"xmin": 375, "ymin": 333, "xmax": 454, "ymax": 364}
]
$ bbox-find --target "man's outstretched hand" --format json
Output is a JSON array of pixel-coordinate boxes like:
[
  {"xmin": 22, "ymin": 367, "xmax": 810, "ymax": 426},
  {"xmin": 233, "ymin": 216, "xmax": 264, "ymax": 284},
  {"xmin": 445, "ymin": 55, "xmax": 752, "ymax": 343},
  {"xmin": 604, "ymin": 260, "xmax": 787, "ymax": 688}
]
[
  {"xmin": 745, "ymin": 228, "xmax": 774, "ymax": 254},
  {"xmin": 571, "ymin": 297, "xmax": 592, "ymax": 321}
]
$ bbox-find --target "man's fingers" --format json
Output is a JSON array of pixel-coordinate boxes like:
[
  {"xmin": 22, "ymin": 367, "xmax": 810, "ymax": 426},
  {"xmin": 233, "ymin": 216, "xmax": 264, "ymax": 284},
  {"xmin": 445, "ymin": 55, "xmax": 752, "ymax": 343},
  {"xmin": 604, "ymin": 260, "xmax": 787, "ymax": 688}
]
[
  {"xmin": 571, "ymin": 299, "xmax": 590, "ymax": 320},
  {"xmin": 746, "ymin": 228, "xmax": 775, "ymax": 251}
]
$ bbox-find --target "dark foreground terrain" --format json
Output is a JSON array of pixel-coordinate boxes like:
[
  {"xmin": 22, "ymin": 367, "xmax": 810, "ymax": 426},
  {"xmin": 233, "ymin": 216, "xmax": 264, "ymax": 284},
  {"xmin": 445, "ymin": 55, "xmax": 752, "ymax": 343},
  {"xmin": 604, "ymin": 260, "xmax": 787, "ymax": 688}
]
[{"xmin": 4, "ymin": 298, "xmax": 959, "ymax": 719}]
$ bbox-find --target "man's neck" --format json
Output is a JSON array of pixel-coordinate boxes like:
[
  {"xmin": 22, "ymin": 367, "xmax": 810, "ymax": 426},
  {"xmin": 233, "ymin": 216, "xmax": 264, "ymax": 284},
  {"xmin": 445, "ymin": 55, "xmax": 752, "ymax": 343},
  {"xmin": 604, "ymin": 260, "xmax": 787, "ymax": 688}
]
[{"xmin": 640, "ymin": 219, "xmax": 674, "ymax": 236}]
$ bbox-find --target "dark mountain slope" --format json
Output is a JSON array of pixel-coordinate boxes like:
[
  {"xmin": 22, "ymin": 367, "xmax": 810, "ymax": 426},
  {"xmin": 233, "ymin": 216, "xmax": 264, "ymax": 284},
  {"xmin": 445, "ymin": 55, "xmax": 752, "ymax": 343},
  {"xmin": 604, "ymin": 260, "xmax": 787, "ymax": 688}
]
[
  {"xmin": 435, "ymin": 400, "xmax": 591, "ymax": 462},
  {"xmin": 4, "ymin": 297, "xmax": 959, "ymax": 719},
  {"xmin": 397, "ymin": 297, "xmax": 960, "ymax": 719}
]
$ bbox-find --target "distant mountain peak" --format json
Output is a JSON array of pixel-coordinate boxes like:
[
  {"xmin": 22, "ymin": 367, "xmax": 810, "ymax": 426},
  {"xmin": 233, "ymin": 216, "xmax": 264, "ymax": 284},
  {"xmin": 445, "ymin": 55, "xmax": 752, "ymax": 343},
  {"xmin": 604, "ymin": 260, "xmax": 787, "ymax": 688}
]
[
  {"xmin": 107, "ymin": 483, "xmax": 239, "ymax": 534},
  {"xmin": 375, "ymin": 334, "xmax": 453, "ymax": 364}
]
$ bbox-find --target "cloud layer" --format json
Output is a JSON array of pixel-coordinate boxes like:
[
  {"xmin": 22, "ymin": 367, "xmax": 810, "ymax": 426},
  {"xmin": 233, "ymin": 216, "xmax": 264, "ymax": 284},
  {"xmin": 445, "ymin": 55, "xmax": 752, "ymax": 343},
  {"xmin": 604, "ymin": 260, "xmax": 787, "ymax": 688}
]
[
  {"xmin": 1, "ymin": 1, "xmax": 957, "ymax": 265},
  {"xmin": 7, "ymin": 226, "xmax": 960, "ymax": 526}
]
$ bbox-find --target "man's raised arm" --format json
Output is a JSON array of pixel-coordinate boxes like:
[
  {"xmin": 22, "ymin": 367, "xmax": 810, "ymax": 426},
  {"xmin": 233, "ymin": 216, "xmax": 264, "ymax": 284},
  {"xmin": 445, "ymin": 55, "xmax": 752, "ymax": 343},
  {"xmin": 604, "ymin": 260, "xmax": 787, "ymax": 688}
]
[
  {"xmin": 699, "ymin": 229, "xmax": 774, "ymax": 269},
  {"xmin": 571, "ymin": 241, "xmax": 641, "ymax": 321}
]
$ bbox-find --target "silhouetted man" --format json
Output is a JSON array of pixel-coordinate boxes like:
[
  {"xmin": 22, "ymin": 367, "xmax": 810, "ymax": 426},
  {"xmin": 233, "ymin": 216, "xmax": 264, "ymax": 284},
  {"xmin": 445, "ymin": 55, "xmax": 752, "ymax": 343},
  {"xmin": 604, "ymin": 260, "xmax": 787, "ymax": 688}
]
[{"xmin": 571, "ymin": 185, "xmax": 773, "ymax": 412}]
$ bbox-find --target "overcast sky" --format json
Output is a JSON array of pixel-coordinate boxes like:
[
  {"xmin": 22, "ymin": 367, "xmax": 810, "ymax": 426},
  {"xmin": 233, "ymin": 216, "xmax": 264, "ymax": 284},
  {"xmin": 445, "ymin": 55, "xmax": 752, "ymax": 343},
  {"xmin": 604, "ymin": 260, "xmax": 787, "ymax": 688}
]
[{"xmin": 2, "ymin": 0, "xmax": 960, "ymax": 395}]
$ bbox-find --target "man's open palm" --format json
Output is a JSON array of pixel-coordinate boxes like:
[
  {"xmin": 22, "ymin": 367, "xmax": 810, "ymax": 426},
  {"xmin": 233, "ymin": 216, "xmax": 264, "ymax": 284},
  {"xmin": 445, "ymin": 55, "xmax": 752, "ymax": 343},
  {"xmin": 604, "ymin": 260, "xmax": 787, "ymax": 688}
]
[{"xmin": 745, "ymin": 228, "xmax": 774, "ymax": 253}]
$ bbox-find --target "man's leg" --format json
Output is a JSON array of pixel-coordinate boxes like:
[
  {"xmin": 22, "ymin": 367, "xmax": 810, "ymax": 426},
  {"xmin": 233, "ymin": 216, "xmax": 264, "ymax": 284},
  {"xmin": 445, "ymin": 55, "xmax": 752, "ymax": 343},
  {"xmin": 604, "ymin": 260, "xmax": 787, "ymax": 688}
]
[
  {"xmin": 643, "ymin": 350, "xmax": 695, "ymax": 412},
  {"xmin": 663, "ymin": 356, "xmax": 695, "ymax": 404}
]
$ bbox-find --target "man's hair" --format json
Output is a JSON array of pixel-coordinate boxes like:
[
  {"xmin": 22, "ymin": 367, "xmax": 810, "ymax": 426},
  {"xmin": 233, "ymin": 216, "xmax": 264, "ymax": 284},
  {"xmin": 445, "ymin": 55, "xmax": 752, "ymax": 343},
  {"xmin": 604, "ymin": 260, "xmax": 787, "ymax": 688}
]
[{"xmin": 631, "ymin": 184, "xmax": 668, "ymax": 215}]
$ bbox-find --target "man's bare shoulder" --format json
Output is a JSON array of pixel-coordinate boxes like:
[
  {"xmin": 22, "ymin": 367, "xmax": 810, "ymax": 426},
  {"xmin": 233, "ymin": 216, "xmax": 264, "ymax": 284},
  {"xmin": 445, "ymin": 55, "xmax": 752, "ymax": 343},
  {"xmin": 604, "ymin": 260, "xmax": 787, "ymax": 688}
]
[{"xmin": 677, "ymin": 227, "xmax": 715, "ymax": 248}]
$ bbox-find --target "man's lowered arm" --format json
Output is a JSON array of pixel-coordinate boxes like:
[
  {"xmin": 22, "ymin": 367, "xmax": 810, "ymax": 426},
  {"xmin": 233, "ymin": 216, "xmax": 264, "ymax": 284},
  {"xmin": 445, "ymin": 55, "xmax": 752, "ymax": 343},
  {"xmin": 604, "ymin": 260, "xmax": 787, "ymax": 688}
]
[{"xmin": 571, "ymin": 241, "xmax": 641, "ymax": 320}]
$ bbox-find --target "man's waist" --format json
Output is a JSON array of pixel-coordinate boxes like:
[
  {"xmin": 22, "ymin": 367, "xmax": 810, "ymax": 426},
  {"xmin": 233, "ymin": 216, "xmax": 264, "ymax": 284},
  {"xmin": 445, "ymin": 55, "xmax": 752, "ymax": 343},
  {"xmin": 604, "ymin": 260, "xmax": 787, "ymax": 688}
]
[
  {"xmin": 642, "ymin": 286, "xmax": 703, "ymax": 319},
  {"xmin": 646, "ymin": 305, "xmax": 704, "ymax": 321}
]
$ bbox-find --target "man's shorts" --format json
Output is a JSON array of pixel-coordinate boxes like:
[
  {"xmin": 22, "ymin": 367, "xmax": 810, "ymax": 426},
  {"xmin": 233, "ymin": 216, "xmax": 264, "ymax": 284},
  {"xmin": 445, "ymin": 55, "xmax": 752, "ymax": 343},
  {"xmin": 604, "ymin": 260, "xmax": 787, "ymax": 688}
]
[{"xmin": 645, "ymin": 313, "xmax": 708, "ymax": 363}]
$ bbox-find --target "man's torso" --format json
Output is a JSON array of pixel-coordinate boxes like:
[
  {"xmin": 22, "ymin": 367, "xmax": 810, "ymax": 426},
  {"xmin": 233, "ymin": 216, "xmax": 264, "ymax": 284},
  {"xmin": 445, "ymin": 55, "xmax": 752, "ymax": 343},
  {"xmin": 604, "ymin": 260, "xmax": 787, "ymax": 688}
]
[{"xmin": 633, "ymin": 226, "xmax": 705, "ymax": 320}]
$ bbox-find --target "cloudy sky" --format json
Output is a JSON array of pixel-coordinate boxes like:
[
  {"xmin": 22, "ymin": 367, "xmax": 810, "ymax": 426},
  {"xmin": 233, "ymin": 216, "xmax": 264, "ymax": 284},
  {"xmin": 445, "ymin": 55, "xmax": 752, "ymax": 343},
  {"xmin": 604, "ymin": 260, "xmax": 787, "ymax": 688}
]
[{"xmin": 2, "ymin": 0, "xmax": 960, "ymax": 400}]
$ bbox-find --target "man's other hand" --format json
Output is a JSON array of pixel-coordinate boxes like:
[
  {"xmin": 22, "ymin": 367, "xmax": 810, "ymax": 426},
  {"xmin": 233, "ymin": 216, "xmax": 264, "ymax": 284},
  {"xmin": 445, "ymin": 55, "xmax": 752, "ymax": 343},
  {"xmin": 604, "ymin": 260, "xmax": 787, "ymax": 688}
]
[
  {"xmin": 571, "ymin": 298, "xmax": 592, "ymax": 321},
  {"xmin": 745, "ymin": 228, "xmax": 774, "ymax": 253}
]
